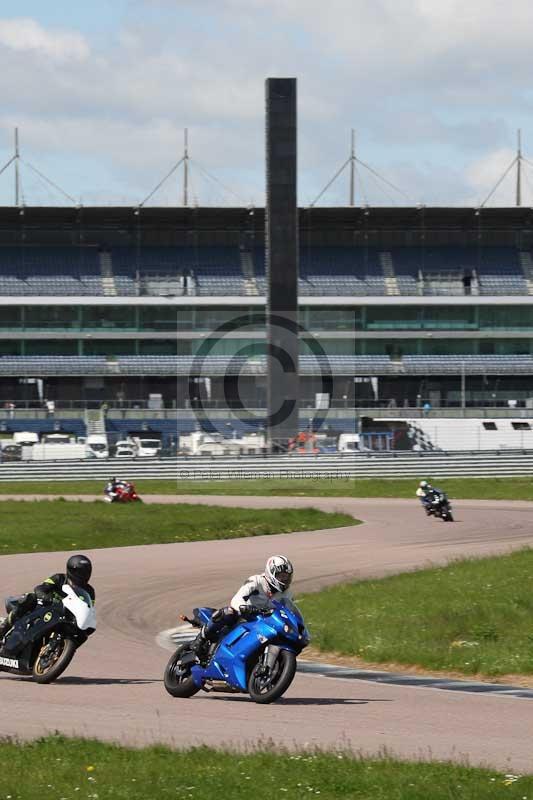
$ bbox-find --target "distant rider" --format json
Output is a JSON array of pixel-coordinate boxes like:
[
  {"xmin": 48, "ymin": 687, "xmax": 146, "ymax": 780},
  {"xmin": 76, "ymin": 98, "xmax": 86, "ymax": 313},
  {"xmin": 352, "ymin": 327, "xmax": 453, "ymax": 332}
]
[
  {"xmin": 416, "ymin": 480, "xmax": 434, "ymax": 512},
  {"xmin": 0, "ymin": 554, "xmax": 94, "ymax": 640},
  {"xmin": 104, "ymin": 476, "xmax": 120, "ymax": 502},
  {"xmin": 191, "ymin": 555, "xmax": 295, "ymax": 659},
  {"xmin": 416, "ymin": 480, "xmax": 446, "ymax": 513}
]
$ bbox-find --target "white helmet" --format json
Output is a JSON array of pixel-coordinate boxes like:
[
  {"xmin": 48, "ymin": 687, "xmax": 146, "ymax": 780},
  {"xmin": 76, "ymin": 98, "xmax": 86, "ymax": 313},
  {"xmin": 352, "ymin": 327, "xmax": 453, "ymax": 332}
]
[
  {"xmin": 419, "ymin": 480, "xmax": 428, "ymax": 489},
  {"xmin": 265, "ymin": 555, "xmax": 294, "ymax": 593}
]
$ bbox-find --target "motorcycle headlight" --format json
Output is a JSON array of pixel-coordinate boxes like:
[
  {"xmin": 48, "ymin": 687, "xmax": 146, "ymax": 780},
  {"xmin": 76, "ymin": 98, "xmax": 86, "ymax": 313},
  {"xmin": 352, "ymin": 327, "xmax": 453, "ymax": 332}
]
[{"xmin": 283, "ymin": 623, "xmax": 298, "ymax": 638}]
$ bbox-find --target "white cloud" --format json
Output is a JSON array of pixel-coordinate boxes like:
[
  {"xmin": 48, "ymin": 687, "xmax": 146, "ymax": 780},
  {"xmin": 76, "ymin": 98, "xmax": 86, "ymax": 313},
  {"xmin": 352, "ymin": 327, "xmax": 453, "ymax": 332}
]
[
  {"xmin": 0, "ymin": 3, "xmax": 533, "ymax": 205},
  {"xmin": 0, "ymin": 18, "xmax": 89, "ymax": 62}
]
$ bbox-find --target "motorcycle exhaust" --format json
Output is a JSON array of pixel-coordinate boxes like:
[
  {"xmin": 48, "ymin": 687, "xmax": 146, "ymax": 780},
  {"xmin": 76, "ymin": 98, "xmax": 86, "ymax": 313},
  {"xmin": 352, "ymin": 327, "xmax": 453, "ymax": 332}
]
[{"xmin": 203, "ymin": 679, "xmax": 240, "ymax": 693}]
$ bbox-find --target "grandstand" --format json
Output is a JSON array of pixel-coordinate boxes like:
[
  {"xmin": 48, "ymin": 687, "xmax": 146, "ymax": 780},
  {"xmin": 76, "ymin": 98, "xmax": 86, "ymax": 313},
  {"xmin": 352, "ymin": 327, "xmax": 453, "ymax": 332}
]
[{"xmin": 2, "ymin": 205, "xmax": 533, "ymax": 445}]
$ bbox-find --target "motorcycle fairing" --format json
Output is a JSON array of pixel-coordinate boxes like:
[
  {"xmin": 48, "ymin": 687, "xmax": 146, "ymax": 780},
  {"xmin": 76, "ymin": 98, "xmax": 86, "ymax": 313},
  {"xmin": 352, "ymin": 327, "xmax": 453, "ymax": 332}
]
[
  {"xmin": 190, "ymin": 601, "xmax": 306, "ymax": 692},
  {"xmin": 193, "ymin": 607, "xmax": 215, "ymax": 627},
  {"xmin": 61, "ymin": 585, "xmax": 96, "ymax": 631},
  {"xmin": 2, "ymin": 604, "xmax": 64, "ymax": 655},
  {"xmin": 0, "ymin": 640, "xmax": 34, "ymax": 674}
]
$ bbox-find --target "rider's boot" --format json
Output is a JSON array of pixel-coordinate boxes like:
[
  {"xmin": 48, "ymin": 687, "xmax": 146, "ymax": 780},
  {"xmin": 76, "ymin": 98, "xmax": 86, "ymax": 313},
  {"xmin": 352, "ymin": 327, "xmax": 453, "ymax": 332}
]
[
  {"xmin": 190, "ymin": 627, "xmax": 210, "ymax": 660},
  {"xmin": 0, "ymin": 614, "xmax": 12, "ymax": 640}
]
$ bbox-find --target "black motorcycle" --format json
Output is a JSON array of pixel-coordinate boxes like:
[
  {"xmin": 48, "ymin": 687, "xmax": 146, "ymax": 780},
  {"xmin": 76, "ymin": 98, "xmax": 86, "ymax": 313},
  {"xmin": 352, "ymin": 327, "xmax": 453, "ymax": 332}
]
[
  {"xmin": 0, "ymin": 585, "xmax": 96, "ymax": 683},
  {"xmin": 425, "ymin": 491, "xmax": 454, "ymax": 522}
]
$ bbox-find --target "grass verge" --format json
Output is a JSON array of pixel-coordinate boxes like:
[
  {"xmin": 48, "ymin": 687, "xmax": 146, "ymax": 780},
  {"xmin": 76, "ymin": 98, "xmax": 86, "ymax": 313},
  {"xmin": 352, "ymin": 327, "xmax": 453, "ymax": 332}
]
[
  {"xmin": 0, "ymin": 476, "xmax": 531, "ymax": 500},
  {"xmin": 300, "ymin": 548, "xmax": 533, "ymax": 678},
  {"xmin": 0, "ymin": 736, "xmax": 530, "ymax": 799},
  {"xmin": 0, "ymin": 500, "xmax": 355, "ymax": 555}
]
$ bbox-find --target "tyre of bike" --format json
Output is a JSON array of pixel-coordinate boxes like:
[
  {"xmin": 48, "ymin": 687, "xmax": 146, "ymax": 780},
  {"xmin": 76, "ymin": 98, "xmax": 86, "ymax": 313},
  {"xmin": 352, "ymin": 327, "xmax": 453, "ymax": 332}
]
[
  {"xmin": 164, "ymin": 645, "xmax": 199, "ymax": 698},
  {"xmin": 32, "ymin": 635, "xmax": 76, "ymax": 684},
  {"xmin": 247, "ymin": 648, "xmax": 297, "ymax": 704}
]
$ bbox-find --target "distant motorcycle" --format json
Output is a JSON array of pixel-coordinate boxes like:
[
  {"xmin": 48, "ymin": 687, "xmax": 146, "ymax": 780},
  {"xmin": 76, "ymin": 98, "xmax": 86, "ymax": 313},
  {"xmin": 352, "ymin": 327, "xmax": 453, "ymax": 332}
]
[
  {"xmin": 0, "ymin": 585, "xmax": 96, "ymax": 683},
  {"xmin": 425, "ymin": 490, "xmax": 454, "ymax": 522},
  {"xmin": 104, "ymin": 481, "xmax": 142, "ymax": 503},
  {"xmin": 164, "ymin": 600, "xmax": 310, "ymax": 704}
]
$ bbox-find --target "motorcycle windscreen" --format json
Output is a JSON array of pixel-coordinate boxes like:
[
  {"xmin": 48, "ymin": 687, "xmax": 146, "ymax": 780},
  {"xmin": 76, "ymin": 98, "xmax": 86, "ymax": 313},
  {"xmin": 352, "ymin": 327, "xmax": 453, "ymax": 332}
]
[{"xmin": 61, "ymin": 585, "xmax": 97, "ymax": 631}]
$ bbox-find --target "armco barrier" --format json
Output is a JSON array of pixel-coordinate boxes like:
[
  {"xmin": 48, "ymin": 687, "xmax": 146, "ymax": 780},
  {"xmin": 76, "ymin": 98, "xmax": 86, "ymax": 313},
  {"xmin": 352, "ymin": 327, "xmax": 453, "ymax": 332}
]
[{"xmin": 0, "ymin": 451, "xmax": 533, "ymax": 481}]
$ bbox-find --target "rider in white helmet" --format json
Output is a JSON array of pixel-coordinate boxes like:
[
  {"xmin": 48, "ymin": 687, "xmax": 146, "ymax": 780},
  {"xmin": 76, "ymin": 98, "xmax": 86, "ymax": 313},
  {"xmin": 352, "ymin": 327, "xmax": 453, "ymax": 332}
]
[
  {"xmin": 416, "ymin": 479, "xmax": 434, "ymax": 510},
  {"xmin": 191, "ymin": 555, "xmax": 295, "ymax": 659}
]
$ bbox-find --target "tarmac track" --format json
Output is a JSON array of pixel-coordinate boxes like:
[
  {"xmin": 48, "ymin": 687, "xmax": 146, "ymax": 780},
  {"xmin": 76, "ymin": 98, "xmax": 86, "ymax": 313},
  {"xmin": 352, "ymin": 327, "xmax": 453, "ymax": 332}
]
[{"xmin": 1, "ymin": 494, "xmax": 533, "ymax": 773}]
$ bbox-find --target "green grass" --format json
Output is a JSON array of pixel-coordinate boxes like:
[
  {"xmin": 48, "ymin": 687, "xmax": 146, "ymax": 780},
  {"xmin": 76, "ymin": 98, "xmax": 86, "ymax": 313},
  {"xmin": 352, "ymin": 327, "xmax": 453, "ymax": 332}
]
[
  {"xmin": 301, "ymin": 548, "xmax": 533, "ymax": 677},
  {"xmin": 0, "ymin": 476, "xmax": 532, "ymax": 500},
  {"xmin": 0, "ymin": 500, "xmax": 355, "ymax": 555},
  {"xmin": 0, "ymin": 736, "xmax": 530, "ymax": 800}
]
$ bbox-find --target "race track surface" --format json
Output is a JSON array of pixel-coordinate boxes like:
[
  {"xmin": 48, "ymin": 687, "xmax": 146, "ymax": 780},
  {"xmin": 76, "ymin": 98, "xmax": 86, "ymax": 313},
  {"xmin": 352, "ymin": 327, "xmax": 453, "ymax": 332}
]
[{"xmin": 1, "ymin": 495, "xmax": 533, "ymax": 773}]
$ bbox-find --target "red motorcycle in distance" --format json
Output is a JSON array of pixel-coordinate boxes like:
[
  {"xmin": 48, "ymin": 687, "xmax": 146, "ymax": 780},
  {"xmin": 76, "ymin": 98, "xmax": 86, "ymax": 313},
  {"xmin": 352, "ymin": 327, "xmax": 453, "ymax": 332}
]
[{"xmin": 104, "ymin": 480, "xmax": 143, "ymax": 504}]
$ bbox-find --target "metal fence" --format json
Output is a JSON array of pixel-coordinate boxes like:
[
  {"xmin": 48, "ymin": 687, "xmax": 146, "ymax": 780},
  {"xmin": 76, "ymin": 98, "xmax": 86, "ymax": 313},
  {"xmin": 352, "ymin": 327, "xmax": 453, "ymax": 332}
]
[{"xmin": 0, "ymin": 451, "xmax": 532, "ymax": 482}]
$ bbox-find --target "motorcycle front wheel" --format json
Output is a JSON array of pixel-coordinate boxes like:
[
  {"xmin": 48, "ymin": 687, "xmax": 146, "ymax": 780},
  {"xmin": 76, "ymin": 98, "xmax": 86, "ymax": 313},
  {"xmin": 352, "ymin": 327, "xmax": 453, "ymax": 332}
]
[
  {"xmin": 247, "ymin": 649, "xmax": 297, "ymax": 704},
  {"xmin": 164, "ymin": 645, "xmax": 199, "ymax": 698},
  {"xmin": 33, "ymin": 636, "xmax": 76, "ymax": 684}
]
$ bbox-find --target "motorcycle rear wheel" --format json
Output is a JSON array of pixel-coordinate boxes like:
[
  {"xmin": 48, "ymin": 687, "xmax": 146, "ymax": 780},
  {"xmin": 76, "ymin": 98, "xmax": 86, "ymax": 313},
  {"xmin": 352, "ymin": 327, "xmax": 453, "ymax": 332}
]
[
  {"xmin": 248, "ymin": 649, "xmax": 297, "ymax": 704},
  {"xmin": 33, "ymin": 636, "xmax": 76, "ymax": 684},
  {"xmin": 164, "ymin": 645, "xmax": 199, "ymax": 698}
]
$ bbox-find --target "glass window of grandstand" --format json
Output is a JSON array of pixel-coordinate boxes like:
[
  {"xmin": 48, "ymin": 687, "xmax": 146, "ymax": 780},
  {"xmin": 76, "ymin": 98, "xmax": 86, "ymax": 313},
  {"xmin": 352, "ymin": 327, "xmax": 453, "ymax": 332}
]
[
  {"xmin": 494, "ymin": 339, "xmax": 531, "ymax": 355},
  {"xmin": 25, "ymin": 306, "xmax": 79, "ymax": 329},
  {"xmin": 419, "ymin": 339, "xmax": 475, "ymax": 355},
  {"xmin": 479, "ymin": 307, "xmax": 533, "ymax": 330},
  {"xmin": 24, "ymin": 340, "xmax": 78, "ymax": 355},
  {"xmin": 82, "ymin": 340, "xmax": 136, "ymax": 356},
  {"xmin": 0, "ymin": 307, "xmax": 22, "ymax": 330},
  {"xmin": 365, "ymin": 306, "xmax": 420, "ymax": 330},
  {"xmin": 193, "ymin": 338, "xmax": 263, "ymax": 357},
  {"xmin": 194, "ymin": 307, "xmax": 255, "ymax": 332},
  {"xmin": 421, "ymin": 306, "xmax": 476, "ymax": 330},
  {"xmin": 138, "ymin": 340, "xmax": 179, "ymax": 356},
  {"xmin": 82, "ymin": 306, "xmax": 135, "ymax": 330},
  {"xmin": 0, "ymin": 340, "xmax": 21, "ymax": 355},
  {"xmin": 365, "ymin": 306, "xmax": 477, "ymax": 331},
  {"xmin": 311, "ymin": 339, "xmax": 356, "ymax": 355},
  {"xmin": 139, "ymin": 307, "xmax": 192, "ymax": 331},
  {"xmin": 307, "ymin": 307, "xmax": 358, "ymax": 331}
]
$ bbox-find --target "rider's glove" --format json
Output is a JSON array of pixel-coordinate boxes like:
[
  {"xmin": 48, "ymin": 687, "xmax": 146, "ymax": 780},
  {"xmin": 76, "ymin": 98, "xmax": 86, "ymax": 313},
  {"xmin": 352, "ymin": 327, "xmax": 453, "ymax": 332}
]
[{"xmin": 240, "ymin": 605, "xmax": 272, "ymax": 617}]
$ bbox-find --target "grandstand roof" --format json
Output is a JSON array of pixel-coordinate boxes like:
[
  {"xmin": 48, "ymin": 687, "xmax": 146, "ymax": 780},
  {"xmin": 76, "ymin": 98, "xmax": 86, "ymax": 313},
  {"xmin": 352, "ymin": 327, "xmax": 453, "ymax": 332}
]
[{"xmin": 1, "ymin": 205, "xmax": 533, "ymax": 234}]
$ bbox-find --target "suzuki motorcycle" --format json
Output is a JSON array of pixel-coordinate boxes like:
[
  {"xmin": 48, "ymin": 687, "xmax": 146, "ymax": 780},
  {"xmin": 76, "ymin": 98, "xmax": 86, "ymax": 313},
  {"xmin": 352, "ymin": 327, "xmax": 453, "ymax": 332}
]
[
  {"xmin": 426, "ymin": 490, "xmax": 454, "ymax": 522},
  {"xmin": 164, "ymin": 600, "xmax": 310, "ymax": 704},
  {"xmin": 0, "ymin": 585, "xmax": 96, "ymax": 683},
  {"xmin": 104, "ymin": 481, "xmax": 142, "ymax": 503}
]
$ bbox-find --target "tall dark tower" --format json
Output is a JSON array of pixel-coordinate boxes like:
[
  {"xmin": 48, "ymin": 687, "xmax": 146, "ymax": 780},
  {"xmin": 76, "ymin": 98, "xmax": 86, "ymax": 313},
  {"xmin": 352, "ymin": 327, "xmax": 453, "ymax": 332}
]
[{"xmin": 265, "ymin": 77, "xmax": 299, "ymax": 450}]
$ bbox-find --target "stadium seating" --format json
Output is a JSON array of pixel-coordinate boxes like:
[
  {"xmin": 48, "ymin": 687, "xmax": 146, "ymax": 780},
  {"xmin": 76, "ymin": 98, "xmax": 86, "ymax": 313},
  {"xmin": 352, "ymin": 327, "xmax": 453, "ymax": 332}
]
[
  {"xmin": 110, "ymin": 246, "xmax": 245, "ymax": 296},
  {"xmin": 403, "ymin": 354, "xmax": 533, "ymax": 374},
  {"xmin": 0, "ymin": 246, "xmax": 103, "ymax": 295},
  {"xmin": 0, "ymin": 243, "xmax": 529, "ymax": 298}
]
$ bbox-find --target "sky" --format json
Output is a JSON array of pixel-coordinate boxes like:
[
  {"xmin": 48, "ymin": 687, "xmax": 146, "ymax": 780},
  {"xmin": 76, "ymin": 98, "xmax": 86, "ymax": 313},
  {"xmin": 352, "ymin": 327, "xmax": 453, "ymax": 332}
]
[{"xmin": 1, "ymin": 0, "xmax": 533, "ymax": 207}]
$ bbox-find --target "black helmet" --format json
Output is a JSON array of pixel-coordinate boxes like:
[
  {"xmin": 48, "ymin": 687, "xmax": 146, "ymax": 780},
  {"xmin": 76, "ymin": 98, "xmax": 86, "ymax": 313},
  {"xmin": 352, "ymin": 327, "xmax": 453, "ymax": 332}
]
[{"xmin": 66, "ymin": 554, "xmax": 92, "ymax": 586}]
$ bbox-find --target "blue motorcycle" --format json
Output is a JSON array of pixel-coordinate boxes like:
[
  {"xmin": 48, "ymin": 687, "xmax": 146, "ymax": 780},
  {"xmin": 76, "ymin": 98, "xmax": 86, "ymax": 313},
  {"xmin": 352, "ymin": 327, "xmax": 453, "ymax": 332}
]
[{"xmin": 164, "ymin": 600, "xmax": 310, "ymax": 704}]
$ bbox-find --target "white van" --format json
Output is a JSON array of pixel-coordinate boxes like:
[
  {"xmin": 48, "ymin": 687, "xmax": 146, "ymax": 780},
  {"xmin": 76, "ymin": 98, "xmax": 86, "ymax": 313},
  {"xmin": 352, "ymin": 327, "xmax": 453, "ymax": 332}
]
[
  {"xmin": 337, "ymin": 433, "xmax": 362, "ymax": 452},
  {"xmin": 132, "ymin": 437, "xmax": 161, "ymax": 458},
  {"xmin": 13, "ymin": 431, "xmax": 39, "ymax": 447},
  {"xmin": 85, "ymin": 434, "xmax": 109, "ymax": 459},
  {"xmin": 115, "ymin": 439, "xmax": 137, "ymax": 458}
]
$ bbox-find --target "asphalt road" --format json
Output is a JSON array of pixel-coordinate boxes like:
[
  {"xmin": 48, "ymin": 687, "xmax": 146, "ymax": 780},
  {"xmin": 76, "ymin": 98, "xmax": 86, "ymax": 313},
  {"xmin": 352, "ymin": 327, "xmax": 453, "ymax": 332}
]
[{"xmin": 1, "ymin": 494, "xmax": 533, "ymax": 773}]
